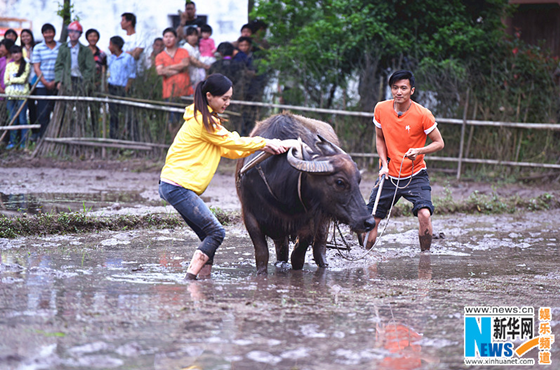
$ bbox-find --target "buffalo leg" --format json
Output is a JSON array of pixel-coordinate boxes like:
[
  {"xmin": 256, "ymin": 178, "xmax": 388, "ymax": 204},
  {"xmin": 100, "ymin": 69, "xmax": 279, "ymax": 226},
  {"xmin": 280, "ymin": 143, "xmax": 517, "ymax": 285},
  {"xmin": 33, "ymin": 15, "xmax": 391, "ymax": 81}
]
[
  {"xmin": 312, "ymin": 222, "xmax": 329, "ymax": 268},
  {"xmin": 291, "ymin": 235, "xmax": 311, "ymax": 270},
  {"xmin": 243, "ymin": 211, "xmax": 269, "ymax": 275},
  {"xmin": 274, "ymin": 236, "xmax": 289, "ymax": 263}
]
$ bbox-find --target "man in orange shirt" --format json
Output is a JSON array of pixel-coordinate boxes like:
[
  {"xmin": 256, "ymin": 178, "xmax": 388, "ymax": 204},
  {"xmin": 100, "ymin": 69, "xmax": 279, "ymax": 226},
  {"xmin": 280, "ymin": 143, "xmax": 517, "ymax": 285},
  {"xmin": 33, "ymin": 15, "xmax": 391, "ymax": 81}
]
[
  {"xmin": 366, "ymin": 70, "xmax": 444, "ymax": 251},
  {"xmin": 156, "ymin": 28, "xmax": 193, "ymax": 137}
]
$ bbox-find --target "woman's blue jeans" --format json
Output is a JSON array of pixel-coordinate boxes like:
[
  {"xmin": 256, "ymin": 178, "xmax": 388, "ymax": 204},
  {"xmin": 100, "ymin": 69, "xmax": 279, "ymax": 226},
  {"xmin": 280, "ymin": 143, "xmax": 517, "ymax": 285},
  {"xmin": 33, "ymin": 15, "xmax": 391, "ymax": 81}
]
[
  {"xmin": 7, "ymin": 99, "xmax": 28, "ymax": 145},
  {"xmin": 159, "ymin": 181, "xmax": 225, "ymax": 263}
]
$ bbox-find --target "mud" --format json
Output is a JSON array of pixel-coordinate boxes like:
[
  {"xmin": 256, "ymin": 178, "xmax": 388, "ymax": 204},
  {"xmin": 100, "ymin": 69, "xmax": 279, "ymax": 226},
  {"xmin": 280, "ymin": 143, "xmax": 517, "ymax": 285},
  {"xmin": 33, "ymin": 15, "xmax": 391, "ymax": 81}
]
[
  {"xmin": 1, "ymin": 159, "xmax": 560, "ymax": 369},
  {"xmin": 1, "ymin": 209, "xmax": 559, "ymax": 369}
]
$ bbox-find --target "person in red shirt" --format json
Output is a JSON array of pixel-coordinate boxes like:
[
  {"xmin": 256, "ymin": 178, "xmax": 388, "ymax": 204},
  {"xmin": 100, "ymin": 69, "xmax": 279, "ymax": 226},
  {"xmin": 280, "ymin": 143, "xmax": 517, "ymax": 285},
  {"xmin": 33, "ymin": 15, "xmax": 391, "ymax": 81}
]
[
  {"xmin": 365, "ymin": 70, "xmax": 444, "ymax": 252},
  {"xmin": 156, "ymin": 27, "xmax": 193, "ymax": 137}
]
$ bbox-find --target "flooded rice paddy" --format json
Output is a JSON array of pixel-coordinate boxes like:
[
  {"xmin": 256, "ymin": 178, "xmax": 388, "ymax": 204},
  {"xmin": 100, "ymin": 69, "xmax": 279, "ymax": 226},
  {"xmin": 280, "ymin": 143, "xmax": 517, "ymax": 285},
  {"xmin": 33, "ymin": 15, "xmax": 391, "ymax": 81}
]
[{"xmin": 1, "ymin": 209, "xmax": 559, "ymax": 369}]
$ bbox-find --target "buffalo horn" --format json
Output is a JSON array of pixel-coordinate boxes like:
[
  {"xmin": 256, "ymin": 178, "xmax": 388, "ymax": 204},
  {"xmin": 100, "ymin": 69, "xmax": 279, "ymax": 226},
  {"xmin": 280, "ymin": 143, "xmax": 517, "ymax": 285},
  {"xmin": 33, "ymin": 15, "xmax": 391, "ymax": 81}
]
[{"xmin": 287, "ymin": 147, "xmax": 335, "ymax": 173}]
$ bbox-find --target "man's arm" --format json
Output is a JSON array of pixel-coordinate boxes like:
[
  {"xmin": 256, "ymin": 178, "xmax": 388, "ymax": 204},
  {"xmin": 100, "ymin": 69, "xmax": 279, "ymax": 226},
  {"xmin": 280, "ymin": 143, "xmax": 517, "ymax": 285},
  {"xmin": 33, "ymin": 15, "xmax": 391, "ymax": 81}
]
[
  {"xmin": 404, "ymin": 127, "xmax": 445, "ymax": 160},
  {"xmin": 127, "ymin": 47, "xmax": 144, "ymax": 61},
  {"xmin": 375, "ymin": 126, "xmax": 389, "ymax": 178}
]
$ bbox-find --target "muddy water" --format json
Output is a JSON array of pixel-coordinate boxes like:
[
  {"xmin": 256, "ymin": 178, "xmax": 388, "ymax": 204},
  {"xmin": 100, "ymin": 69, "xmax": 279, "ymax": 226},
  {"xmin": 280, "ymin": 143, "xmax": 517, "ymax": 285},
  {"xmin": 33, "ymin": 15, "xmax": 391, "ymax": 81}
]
[
  {"xmin": 0, "ymin": 191, "xmax": 163, "ymax": 216},
  {"xmin": 1, "ymin": 210, "xmax": 559, "ymax": 369}
]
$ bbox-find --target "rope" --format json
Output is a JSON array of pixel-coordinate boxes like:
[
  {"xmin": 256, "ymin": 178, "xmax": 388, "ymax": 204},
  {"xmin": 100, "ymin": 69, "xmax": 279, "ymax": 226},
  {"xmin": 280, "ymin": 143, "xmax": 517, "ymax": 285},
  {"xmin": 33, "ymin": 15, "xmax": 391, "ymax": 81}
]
[{"xmin": 334, "ymin": 154, "xmax": 413, "ymax": 262}]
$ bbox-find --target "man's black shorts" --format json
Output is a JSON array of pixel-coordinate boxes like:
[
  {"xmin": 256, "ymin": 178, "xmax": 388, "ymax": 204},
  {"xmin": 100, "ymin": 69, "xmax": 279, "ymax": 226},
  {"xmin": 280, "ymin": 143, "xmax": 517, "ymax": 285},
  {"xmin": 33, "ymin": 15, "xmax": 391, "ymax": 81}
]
[{"xmin": 366, "ymin": 170, "xmax": 434, "ymax": 219}]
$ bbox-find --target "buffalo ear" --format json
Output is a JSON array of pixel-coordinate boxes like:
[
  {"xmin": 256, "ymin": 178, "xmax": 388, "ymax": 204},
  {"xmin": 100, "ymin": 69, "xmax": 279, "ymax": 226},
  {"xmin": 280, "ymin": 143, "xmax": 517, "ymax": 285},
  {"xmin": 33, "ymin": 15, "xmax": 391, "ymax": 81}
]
[{"xmin": 316, "ymin": 134, "xmax": 346, "ymax": 156}]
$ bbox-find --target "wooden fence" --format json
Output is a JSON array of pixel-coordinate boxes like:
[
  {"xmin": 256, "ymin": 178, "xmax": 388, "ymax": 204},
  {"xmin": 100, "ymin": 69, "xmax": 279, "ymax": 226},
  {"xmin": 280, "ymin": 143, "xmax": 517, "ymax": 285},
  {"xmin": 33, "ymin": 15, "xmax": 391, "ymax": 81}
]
[{"xmin": 2, "ymin": 93, "xmax": 559, "ymax": 178}]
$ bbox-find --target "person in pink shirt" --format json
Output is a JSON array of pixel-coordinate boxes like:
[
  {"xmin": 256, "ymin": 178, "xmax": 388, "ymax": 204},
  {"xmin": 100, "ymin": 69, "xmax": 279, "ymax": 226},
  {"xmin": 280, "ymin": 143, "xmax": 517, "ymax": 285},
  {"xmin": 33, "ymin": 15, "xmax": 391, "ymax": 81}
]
[{"xmin": 198, "ymin": 24, "xmax": 216, "ymax": 65}]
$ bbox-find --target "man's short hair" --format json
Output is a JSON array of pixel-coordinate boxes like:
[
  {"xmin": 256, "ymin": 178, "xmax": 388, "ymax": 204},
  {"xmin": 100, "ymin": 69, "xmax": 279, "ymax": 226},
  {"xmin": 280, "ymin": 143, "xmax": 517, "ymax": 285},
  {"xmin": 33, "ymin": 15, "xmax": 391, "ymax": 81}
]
[
  {"xmin": 389, "ymin": 70, "xmax": 415, "ymax": 88},
  {"xmin": 110, "ymin": 36, "xmax": 125, "ymax": 50},
  {"xmin": 85, "ymin": 28, "xmax": 100, "ymax": 39},
  {"xmin": 121, "ymin": 12, "xmax": 137, "ymax": 28},
  {"xmin": 41, "ymin": 23, "xmax": 56, "ymax": 34},
  {"xmin": 200, "ymin": 24, "xmax": 212, "ymax": 35},
  {"xmin": 237, "ymin": 36, "xmax": 252, "ymax": 45},
  {"xmin": 217, "ymin": 42, "xmax": 234, "ymax": 57},
  {"xmin": 186, "ymin": 1, "xmax": 195, "ymax": 7},
  {"xmin": 241, "ymin": 23, "xmax": 253, "ymax": 33},
  {"xmin": 153, "ymin": 37, "xmax": 163, "ymax": 43},
  {"xmin": 162, "ymin": 27, "xmax": 177, "ymax": 37}
]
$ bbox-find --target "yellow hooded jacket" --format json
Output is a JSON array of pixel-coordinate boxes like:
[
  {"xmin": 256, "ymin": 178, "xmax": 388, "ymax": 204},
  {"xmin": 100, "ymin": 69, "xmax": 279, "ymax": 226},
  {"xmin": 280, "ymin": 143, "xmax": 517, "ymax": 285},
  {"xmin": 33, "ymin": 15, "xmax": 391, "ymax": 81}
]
[{"xmin": 160, "ymin": 104, "xmax": 266, "ymax": 195}]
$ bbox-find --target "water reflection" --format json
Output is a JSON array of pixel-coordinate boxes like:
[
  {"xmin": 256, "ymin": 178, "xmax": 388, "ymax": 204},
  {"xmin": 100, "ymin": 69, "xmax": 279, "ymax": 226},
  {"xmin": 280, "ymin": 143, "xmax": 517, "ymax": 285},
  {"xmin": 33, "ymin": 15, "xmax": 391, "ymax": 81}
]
[
  {"xmin": 1, "ymin": 222, "xmax": 558, "ymax": 369},
  {"xmin": 0, "ymin": 191, "xmax": 156, "ymax": 215}
]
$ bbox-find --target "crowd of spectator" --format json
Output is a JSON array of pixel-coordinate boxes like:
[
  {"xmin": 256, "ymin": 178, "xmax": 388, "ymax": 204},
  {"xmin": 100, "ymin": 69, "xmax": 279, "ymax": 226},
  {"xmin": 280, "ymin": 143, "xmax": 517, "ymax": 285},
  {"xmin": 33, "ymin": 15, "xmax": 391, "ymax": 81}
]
[{"xmin": 0, "ymin": 0, "xmax": 269, "ymax": 148}]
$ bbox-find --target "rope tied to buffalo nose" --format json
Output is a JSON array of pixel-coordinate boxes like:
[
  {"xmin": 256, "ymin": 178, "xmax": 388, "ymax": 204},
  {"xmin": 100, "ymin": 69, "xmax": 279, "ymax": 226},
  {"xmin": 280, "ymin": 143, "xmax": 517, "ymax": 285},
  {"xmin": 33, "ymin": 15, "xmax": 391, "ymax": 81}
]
[{"xmin": 332, "ymin": 154, "xmax": 413, "ymax": 262}]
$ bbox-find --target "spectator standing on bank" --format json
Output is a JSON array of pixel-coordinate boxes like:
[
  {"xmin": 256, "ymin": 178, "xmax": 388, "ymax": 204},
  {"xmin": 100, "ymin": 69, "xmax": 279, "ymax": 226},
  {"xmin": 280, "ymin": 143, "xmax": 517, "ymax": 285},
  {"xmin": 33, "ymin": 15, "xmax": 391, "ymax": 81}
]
[
  {"xmin": 198, "ymin": 24, "xmax": 216, "ymax": 66},
  {"xmin": 107, "ymin": 36, "xmax": 136, "ymax": 139},
  {"xmin": 31, "ymin": 23, "xmax": 61, "ymax": 139},
  {"xmin": 176, "ymin": 1, "xmax": 206, "ymax": 41},
  {"xmin": 4, "ymin": 45, "xmax": 31, "ymax": 150},
  {"xmin": 121, "ymin": 12, "xmax": 146, "ymax": 71},
  {"xmin": 233, "ymin": 36, "xmax": 254, "ymax": 69},
  {"xmin": 155, "ymin": 28, "xmax": 192, "ymax": 137},
  {"xmin": 0, "ymin": 39, "xmax": 16, "ymax": 102},
  {"xmin": 183, "ymin": 27, "xmax": 209, "ymax": 90},
  {"xmin": 85, "ymin": 28, "xmax": 107, "ymax": 88},
  {"xmin": 232, "ymin": 23, "xmax": 253, "ymax": 49},
  {"xmin": 55, "ymin": 21, "xmax": 95, "ymax": 92},
  {"xmin": 148, "ymin": 37, "xmax": 164, "ymax": 69},
  {"xmin": 4, "ymin": 29, "xmax": 18, "ymax": 43},
  {"xmin": 20, "ymin": 29, "xmax": 37, "ymax": 127}
]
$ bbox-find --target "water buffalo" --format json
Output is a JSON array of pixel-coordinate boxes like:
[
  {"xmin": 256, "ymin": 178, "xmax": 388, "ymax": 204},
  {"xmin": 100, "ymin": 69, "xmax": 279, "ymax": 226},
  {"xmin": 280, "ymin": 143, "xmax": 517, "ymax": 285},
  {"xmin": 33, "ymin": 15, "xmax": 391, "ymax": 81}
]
[{"xmin": 235, "ymin": 113, "xmax": 375, "ymax": 274}]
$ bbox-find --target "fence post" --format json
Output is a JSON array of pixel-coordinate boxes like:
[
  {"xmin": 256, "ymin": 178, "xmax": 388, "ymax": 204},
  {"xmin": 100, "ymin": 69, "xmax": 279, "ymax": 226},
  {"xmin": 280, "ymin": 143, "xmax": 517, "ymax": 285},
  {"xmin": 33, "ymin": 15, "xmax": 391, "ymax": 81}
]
[
  {"xmin": 102, "ymin": 97, "xmax": 108, "ymax": 159},
  {"xmin": 457, "ymin": 89, "xmax": 470, "ymax": 180}
]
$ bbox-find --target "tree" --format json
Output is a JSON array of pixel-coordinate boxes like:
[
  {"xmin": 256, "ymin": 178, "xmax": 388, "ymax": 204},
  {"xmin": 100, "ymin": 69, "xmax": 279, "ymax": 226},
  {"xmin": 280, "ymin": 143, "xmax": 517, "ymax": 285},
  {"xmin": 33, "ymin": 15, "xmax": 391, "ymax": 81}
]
[{"xmin": 253, "ymin": 0, "xmax": 511, "ymax": 112}]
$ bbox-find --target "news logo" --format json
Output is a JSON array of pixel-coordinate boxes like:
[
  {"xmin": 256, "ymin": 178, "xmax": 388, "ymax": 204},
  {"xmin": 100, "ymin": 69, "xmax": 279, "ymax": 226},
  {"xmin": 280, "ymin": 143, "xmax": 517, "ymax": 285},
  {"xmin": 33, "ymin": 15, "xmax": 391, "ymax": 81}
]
[{"xmin": 464, "ymin": 306, "xmax": 554, "ymax": 366}]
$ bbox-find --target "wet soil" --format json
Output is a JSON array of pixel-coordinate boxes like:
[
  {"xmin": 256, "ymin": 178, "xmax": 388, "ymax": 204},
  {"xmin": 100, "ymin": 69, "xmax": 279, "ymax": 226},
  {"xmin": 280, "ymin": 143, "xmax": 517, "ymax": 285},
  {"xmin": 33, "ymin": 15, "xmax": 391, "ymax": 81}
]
[
  {"xmin": 1, "ymin": 157, "xmax": 559, "ymax": 369},
  {"xmin": 1, "ymin": 209, "xmax": 559, "ymax": 369}
]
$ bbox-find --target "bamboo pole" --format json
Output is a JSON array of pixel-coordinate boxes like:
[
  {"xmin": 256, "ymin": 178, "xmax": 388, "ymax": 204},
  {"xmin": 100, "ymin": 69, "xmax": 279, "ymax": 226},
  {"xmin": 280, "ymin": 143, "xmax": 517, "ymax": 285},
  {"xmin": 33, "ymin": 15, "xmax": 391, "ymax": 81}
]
[
  {"xmin": 2, "ymin": 93, "xmax": 559, "ymax": 129},
  {"xmin": 42, "ymin": 138, "xmax": 153, "ymax": 150},
  {"xmin": 457, "ymin": 89, "xmax": 470, "ymax": 180},
  {"xmin": 348, "ymin": 153, "xmax": 560, "ymax": 169},
  {"xmin": 0, "ymin": 124, "xmax": 41, "ymax": 130},
  {"xmin": 0, "ymin": 72, "xmax": 43, "ymax": 142}
]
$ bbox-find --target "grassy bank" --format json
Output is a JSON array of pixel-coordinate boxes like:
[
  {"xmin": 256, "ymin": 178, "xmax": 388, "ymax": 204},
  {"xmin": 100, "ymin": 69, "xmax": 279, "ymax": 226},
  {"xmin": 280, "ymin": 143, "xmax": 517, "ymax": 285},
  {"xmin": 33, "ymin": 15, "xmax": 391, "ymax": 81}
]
[{"xmin": 1, "ymin": 193, "xmax": 558, "ymax": 239}]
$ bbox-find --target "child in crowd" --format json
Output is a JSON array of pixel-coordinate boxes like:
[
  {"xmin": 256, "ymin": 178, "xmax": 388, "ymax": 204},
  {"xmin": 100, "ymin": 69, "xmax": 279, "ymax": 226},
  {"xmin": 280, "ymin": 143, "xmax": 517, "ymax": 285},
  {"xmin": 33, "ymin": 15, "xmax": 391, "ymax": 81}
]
[
  {"xmin": 199, "ymin": 24, "xmax": 216, "ymax": 65},
  {"xmin": 4, "ymin": 45, "xmax": 31, "ymax": 150},
  {"xmin": 107, "ymin": 36, "xmax": 136, "ymax": 139},
  {"xmin": 233, "ymin": 36, "xmax": 253, "ymax": 69}
]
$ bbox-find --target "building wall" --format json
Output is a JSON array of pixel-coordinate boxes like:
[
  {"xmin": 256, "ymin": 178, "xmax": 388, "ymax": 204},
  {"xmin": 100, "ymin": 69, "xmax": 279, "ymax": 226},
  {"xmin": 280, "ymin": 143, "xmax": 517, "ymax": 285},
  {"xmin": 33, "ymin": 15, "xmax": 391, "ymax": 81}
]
[
  {"xmin": 1, "ymin": 0, "xmax": 248, "ymax": 56},
  {"xmin": 506, "ymin": 1, "xmax": 560, "ymax": 57}
]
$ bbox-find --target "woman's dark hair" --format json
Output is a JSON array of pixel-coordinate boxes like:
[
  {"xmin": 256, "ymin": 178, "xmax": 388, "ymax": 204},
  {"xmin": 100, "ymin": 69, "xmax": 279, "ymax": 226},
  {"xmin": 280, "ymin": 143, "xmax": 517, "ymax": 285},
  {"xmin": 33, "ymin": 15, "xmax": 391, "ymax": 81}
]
[
  {"xmin": 9, "ymin": 45, "xmax": 27, "ymax": 78},
  {"xmin": 162, "ymin": 27, "xmax": 177, "ymax": 37},
  {"xmin": 194, "ymin": 74, "xmax": 232, "ymax": 131},
  {"xmin": 85, "ymin": 28, "xmax": 100, "ymax": 40},
  {"xmin": 21, "ymin": 29, "xmax": 35, "ymax": 47},
  {"xmin": 5, "ymin": 28, "xmax": 18, "ymax": 41},
  {"xmin": 0, "ymin": 39, "xmax": 15, "ymax": 52},
  {"xmin": 389, "ymin": 70, "xmax": 415, "ymax": 88},
  {"xmin": 186, "ymin": 27, "xmax": 198, "ymax": 37}
]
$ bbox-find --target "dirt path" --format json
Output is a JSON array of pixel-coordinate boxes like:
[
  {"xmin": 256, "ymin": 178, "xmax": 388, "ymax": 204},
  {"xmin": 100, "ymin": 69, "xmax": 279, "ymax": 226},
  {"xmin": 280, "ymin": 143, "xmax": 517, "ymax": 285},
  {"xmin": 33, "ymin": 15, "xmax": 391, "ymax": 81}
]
[{"xmin": 1, "ymin": 156, "xmax": 559, "ymax": 213}]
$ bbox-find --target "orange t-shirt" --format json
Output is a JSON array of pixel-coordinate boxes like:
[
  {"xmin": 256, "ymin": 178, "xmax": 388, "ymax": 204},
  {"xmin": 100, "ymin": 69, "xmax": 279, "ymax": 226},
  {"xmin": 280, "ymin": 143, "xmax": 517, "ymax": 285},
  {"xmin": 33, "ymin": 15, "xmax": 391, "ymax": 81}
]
[
  {"xmin": 155, "ymin": 48, "xmax": 194, "ymax": 98},
  {"xmin": 373, "ymin": 100, "xmax": 437, "ymax": 178}
]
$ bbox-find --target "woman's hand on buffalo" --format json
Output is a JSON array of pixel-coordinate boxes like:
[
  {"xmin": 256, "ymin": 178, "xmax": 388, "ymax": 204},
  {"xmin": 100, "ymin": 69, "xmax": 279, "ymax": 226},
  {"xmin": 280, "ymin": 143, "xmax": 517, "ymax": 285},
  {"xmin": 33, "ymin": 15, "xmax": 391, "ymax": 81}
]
[{"xmin": 263, "ymin": 139, "xmax": 300, "ymax": 155}]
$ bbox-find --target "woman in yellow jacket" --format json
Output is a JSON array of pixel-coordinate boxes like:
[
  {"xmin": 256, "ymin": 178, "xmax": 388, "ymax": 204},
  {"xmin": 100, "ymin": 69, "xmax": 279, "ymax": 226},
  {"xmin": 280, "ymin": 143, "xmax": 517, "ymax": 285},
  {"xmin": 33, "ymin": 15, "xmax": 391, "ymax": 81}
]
[{"xmin": 159, "ymin": 73, "xmax": 289, "ymax": 280}]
